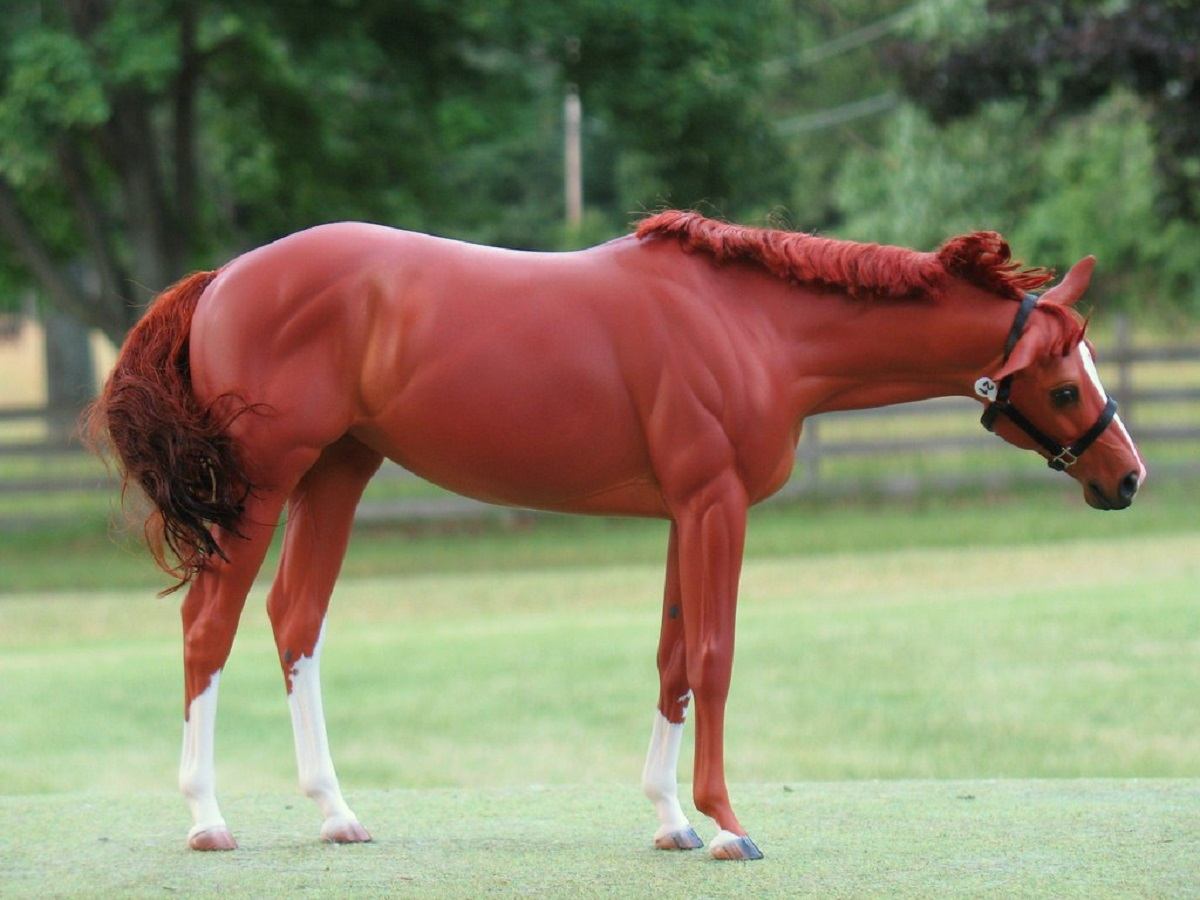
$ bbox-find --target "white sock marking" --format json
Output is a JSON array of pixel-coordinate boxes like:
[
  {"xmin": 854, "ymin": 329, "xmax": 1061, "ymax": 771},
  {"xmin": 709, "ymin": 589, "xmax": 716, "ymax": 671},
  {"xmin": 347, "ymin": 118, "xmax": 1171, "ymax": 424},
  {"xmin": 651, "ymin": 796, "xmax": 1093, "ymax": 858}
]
[
  {"xmin": 179, "ymin": 673, "xmax": 226, "ymax": 836},
  {"xmin": 641, "ymin": 710, "xmax": 691, "ymax": 836},
  {"xmin": 287, "ymin": 622, "xmax": 358, "ymax": 827},
  {"xmin": 709, "ymin": 829, "xmax": 744, "ymax": 850}
]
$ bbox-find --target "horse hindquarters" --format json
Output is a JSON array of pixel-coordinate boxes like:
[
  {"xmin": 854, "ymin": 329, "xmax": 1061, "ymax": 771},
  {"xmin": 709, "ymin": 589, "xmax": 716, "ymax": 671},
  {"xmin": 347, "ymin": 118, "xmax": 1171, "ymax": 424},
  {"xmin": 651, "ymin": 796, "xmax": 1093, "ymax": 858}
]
[{"xmin": 266, "ymin": 436, "xmax": 382, "ymax": 843}]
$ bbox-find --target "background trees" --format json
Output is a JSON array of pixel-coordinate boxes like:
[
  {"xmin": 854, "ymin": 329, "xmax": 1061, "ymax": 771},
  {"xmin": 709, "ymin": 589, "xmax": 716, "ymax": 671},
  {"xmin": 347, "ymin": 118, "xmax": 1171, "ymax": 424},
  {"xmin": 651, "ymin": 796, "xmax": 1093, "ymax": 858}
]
[{"xmin": 1, "ymin": 0, "xmax": 1196, "ymax": 372}]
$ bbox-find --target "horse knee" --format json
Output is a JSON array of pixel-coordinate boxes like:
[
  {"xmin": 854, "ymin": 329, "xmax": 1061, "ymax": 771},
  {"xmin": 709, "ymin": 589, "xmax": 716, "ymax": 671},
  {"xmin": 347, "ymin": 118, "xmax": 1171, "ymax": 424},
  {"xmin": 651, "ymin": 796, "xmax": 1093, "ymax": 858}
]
[
  {"xmin": 299, "ymin": 772, "xmax": 337, "ymax": 801},
  {"xmin": 183, "ymin": 615, "xmax": 235, "ymax": 666}
]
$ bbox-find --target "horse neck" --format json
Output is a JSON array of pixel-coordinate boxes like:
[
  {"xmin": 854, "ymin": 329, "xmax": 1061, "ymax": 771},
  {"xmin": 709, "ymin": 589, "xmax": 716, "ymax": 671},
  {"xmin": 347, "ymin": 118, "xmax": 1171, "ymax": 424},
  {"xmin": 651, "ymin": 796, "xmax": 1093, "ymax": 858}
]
[{"xmin": 757, "ymin": 279, "xmax": 1015, "ymax": 416}]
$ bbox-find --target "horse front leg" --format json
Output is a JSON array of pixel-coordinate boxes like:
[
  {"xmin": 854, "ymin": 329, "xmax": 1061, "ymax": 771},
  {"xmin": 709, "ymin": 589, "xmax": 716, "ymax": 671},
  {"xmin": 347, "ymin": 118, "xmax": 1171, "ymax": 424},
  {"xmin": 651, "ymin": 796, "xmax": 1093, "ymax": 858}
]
[
  {"xmin": 673, "ymin": 474, "xmax": 762, "ymax": 860},
  {"xmin": 642, "ymin": 522, "xmax": 704, "ymax": 850},
  {"xmin": 179, "ymin": 490, "xmax": 290, "ymax": 851}
]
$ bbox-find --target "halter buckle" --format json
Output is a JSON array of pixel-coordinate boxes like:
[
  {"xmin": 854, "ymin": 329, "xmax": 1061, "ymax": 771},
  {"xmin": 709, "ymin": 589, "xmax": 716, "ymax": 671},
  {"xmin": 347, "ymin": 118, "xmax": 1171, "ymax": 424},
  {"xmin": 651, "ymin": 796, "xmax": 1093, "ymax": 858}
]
[{"xmin": 1048, "ymin": 448, "xmax": 1078, "ymax": 471}]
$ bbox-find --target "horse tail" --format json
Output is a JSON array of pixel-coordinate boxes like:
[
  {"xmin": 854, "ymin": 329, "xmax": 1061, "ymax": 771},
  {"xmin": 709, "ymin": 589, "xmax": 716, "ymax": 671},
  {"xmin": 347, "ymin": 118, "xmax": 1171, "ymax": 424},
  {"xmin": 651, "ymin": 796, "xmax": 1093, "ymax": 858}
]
[{"xmin": 86, "ymin": 270, "xmax": 255, "ymax": 592}]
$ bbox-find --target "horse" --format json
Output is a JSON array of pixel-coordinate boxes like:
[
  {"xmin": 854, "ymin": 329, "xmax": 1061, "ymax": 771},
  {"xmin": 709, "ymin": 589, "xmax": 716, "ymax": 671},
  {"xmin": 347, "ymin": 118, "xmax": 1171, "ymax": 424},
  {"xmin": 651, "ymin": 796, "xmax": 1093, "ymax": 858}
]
[{"xmin": 89, "ymin": 210, "xmax": 1145, "ymax": 860}]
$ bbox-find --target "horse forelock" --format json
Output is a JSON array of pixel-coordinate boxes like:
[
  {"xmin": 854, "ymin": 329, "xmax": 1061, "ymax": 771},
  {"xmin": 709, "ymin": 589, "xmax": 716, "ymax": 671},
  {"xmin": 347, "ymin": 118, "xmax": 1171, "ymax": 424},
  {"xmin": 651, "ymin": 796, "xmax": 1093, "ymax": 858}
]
[
  {"xmin": 635, "ymin": 211, "xmax": 1055, "ymax": 303},
  {"xmin": 1037, "ymin": 302, "xmax": 1089, "ymax": 358}
]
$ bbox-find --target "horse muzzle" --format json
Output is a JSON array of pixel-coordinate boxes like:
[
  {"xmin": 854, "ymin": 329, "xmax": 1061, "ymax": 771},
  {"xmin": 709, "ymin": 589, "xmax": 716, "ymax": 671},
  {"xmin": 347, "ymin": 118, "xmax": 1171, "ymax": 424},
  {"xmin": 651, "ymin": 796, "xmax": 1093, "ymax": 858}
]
[{"xmin": 1086, "ymin": 470, "xmax": 1140, "ymax": 510}]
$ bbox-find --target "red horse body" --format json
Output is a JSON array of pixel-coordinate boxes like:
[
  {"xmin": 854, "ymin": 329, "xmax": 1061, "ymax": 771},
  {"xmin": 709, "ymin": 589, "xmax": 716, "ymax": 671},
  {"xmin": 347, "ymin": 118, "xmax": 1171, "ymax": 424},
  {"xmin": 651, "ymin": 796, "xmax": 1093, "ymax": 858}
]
[{"xmin": 92, "ymin": 212, "xmax": 1144, "ymax": 858}]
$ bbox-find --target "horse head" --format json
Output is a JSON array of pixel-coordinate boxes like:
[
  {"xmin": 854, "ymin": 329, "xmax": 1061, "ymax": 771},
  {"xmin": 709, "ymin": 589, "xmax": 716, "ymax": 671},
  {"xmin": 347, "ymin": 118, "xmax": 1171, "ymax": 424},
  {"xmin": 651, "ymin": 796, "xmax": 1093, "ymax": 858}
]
[{"xmin": 976, "ymin": 256, "xmax": 1146, "ymax": 509}]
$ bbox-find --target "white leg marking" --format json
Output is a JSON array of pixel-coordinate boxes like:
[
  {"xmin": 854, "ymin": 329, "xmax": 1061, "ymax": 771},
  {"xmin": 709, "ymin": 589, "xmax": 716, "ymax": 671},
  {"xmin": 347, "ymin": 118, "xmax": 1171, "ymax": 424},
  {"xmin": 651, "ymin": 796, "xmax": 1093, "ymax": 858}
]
[
  {"xmin": 641, "ymin": 710, "xmax": 691, "ymax": 838},
  {"xmin": 709, "ymin": 829, "xmax": 744, "ymax": 850},
  {"xmin": 179, "ymin": 673, "xmax": 227, "ymax": 839},
  {"xmin": 1079, "ymin": 344, "xmax": 1146, "ymax": 481},
  {"xmin": 287, "ymin": 623, "xmax": 363, "ymax": 839}
]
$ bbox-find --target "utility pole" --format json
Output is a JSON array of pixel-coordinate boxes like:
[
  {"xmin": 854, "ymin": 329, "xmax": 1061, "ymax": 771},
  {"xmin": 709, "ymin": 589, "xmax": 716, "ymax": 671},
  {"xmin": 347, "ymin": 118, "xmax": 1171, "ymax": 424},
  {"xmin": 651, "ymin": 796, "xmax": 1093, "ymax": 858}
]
[{"xmin": 564, "ymin": 85, "xmax": 583, "ymax": 229}]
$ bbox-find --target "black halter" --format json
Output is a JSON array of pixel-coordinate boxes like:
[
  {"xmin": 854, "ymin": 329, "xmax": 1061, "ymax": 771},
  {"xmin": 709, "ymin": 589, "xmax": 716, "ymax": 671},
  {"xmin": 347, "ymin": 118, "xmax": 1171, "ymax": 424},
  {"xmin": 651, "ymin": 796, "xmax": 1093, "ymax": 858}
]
[{"xmin": 977, "ymin": 293, "xmax": 1118, "ymax": 471}]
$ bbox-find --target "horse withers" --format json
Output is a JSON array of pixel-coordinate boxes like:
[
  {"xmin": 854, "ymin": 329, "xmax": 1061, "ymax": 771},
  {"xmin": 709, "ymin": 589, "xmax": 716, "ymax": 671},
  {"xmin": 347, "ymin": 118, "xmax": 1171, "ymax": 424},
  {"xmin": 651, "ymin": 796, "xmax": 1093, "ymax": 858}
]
[{"xmin": 89, "ymin": 212, "xmax": 1144, "ymax": 859}]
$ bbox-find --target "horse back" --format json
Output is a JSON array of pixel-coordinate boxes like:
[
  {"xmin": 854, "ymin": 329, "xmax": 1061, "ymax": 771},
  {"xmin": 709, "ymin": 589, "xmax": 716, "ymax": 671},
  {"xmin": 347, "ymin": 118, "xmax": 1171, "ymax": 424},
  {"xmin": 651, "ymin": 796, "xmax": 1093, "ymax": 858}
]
[{"xmin": 188, "ymin": 224, "xmax": 714, "ymax": 513}]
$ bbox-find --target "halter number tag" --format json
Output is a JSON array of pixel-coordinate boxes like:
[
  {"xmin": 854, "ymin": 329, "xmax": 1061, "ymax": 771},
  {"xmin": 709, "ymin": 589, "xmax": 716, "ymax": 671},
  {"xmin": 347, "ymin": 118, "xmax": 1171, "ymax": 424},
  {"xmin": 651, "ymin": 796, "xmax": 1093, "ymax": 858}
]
[{"xmin": 974, "ymin": 376, "xmax": 998, "ymax": 401}]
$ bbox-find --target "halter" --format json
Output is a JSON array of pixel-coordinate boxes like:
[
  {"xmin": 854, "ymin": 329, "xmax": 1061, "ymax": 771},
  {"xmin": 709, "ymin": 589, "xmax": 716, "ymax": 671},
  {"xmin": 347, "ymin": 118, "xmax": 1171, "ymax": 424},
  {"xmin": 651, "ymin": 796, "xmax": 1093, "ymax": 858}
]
[{"xmin": 974, "ymin": 293, "xmax": 1118, "ymax": 471}]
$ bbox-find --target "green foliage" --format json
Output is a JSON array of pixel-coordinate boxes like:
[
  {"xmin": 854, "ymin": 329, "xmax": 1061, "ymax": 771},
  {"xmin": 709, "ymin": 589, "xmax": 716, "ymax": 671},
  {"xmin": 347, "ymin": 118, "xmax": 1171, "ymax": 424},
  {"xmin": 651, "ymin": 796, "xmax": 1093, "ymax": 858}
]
[
  {"xmin": 834, "ymin": 102, "xmax": 1033, "ymax": 250},
  {"xmin": 0, "ymin": 0, "xmax": 797, "ymax": 330},
  {"xmin": 834, "ymin": 92, "xmax": 1200, "ymax": 312},
  {"xmin": 0, "ymin": 0, "xmax": 1195, "ymax": 328},
  {"xmin": 883, "ymin": 0, "xmax": 1200, "ymax": 313},
  {"xmin": 0, "ymin": 30, "xmax": 107, "ymax": 186},
  {"xmin": 1015, "ymin": 92, "xmax": 1200, "ymax": 312}
]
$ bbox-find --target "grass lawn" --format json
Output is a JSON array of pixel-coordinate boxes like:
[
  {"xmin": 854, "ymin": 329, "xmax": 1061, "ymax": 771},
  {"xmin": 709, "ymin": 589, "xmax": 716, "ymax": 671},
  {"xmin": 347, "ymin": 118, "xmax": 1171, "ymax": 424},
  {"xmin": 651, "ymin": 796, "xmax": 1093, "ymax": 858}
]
[
  {"xmin": 2, "ymin": 781, "xmax": 1197, "ymax": 897},
  {"xmin": 4, "ymin": 477, "xmax": 1200, "ymax": 594},
  {"xmin": 2, "ymin": 487, "xmax": 1198, "ymax": 894}
]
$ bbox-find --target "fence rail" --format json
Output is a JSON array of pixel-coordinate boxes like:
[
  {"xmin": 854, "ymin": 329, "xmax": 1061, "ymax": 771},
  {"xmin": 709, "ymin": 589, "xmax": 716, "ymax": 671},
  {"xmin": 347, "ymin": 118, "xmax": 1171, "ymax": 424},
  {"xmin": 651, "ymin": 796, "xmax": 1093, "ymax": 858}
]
[{"xmin": 2, "ymin": 337, "xmax": 1198, "ymax": 527}]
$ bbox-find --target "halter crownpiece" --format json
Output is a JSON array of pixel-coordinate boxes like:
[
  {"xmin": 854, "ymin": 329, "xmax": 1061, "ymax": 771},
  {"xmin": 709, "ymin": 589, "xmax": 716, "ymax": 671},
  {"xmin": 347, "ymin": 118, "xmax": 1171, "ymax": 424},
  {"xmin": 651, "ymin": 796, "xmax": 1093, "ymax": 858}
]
[{"xmin": 977, "ymin": 292, "xmax": 1118, "ymax": 471}]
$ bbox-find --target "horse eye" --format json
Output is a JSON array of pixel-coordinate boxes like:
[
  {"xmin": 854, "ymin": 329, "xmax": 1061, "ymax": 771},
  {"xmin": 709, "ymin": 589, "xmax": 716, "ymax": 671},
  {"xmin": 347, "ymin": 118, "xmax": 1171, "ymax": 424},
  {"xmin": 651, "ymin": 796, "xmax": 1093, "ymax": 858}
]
[{"xmin": 1050, "ymin": 385, "xmax": 1079, "ymax": 408}]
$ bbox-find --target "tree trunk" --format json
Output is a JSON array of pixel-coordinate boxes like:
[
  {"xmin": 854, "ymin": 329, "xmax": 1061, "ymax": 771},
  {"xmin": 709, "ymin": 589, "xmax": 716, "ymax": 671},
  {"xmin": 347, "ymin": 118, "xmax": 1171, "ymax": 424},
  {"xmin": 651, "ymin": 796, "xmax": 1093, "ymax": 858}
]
[{"xmin": 43, "ymin": 304, "xmax": 96, "ymax": 429}]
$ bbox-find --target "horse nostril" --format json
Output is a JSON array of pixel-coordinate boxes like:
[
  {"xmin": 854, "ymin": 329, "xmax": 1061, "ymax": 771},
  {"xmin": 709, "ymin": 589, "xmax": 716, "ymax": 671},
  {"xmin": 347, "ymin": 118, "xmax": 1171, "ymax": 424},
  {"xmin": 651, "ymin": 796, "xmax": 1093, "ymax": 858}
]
[{"xmin": 1119, "ymin": 471, "xmax": 1139, "ymax": 502}]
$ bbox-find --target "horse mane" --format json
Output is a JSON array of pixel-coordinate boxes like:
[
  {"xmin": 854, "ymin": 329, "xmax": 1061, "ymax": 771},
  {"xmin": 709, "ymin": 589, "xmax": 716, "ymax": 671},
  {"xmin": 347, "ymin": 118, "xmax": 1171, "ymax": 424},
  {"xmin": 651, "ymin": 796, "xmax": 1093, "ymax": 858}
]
[{"xmin": 635, "ymin": 210, "xmax": 1055, "ymax": 302}]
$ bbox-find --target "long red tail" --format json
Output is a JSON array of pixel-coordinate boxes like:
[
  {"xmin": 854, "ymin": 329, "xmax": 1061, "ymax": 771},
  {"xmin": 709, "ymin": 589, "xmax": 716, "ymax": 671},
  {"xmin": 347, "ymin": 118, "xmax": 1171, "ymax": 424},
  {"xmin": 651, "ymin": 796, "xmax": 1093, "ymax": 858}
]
[{"xmin": 86, "ymin": 270, "xmax": 254, "ymax": 591}]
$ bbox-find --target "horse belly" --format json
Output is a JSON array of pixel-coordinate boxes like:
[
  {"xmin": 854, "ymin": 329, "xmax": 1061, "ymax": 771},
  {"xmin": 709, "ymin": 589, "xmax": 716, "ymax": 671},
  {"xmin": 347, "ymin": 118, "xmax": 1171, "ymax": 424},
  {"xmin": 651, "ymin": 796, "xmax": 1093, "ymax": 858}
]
[{"xmin": 353, "ymin": 352, "xmax": 660, "ymax": 514}]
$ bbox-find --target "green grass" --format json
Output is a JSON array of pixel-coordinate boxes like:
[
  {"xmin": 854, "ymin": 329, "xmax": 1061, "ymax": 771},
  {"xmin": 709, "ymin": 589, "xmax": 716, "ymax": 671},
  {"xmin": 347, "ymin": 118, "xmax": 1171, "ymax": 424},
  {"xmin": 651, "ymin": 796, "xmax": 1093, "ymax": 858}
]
[
  {"xmin": 2, "ymin": 532, "xmax": 1198, "ymax": 796},
  {"xmin": 3, "ymin": 490, "xmax": 1198, "ymax": 893},
  {"xmin": 2, "ymin": 781, "xmax": 1197, "ymax": 897},
  {"xmin": 4, "ymin": 477, "xmax": 1200, "ymax": 593}
]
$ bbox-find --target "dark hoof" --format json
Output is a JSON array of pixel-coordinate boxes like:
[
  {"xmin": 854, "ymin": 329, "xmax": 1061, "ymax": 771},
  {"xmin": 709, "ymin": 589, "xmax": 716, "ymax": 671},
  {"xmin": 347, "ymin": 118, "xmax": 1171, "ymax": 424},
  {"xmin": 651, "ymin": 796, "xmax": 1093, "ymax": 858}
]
[
  {"xmin": 709, "ymin": 831, "xmax": 763, "ymax": 861},
  {"xmin": 654, "ymin": 826, "xmax": 704, "ymax": 850}
]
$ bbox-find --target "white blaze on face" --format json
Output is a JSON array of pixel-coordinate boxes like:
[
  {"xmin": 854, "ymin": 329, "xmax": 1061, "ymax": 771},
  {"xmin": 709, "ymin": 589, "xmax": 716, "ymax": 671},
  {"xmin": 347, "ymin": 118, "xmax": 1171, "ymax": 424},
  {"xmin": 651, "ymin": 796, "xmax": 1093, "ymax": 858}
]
[{"xmin": 1077, "ymin": 343, "xmax": 1146, "ymax": 482}]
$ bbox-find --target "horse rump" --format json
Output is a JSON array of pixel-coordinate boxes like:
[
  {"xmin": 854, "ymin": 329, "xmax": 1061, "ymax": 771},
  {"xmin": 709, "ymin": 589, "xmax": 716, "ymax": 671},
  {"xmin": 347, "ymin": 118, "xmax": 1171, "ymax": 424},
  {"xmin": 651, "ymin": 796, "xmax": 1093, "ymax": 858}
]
[{"xmin": 84, "ymin": 270, "xmax": 256, "ymax": 592}]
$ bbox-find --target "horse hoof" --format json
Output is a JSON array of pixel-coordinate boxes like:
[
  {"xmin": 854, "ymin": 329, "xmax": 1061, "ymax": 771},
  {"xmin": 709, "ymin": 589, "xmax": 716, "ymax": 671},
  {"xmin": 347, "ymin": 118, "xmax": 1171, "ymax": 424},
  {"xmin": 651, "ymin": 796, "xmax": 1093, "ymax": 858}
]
[
  {"xmin": 708, "ymin": 829, "xmax": 763, "ymax": 861},
  {"xmin": 654, "ymin": 826, "xmax": 704, "ymax": 850},
  {"xmin": 188, "ymin": 825, "xmax": 238, "ymax": 851},
  {"xmin": 321, "ymin": 816, "xmax": 372, "ymax": 844}
]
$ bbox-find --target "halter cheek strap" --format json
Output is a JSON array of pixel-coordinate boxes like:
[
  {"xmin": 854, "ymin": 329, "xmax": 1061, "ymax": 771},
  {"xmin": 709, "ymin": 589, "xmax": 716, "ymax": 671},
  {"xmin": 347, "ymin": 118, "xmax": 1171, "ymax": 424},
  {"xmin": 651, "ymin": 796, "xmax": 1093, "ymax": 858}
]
[{"xmin": 976, "ymin": 292, "xmax": 1119, "ymax": 471}]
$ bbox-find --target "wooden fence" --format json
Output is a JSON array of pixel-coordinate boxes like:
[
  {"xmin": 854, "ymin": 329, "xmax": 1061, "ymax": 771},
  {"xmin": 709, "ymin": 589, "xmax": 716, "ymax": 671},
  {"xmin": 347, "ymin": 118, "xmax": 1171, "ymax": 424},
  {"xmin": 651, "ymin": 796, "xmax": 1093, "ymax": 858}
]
[{"xmin": 2, "ymin": 336, "xmax": 1198, "ymax": 529}]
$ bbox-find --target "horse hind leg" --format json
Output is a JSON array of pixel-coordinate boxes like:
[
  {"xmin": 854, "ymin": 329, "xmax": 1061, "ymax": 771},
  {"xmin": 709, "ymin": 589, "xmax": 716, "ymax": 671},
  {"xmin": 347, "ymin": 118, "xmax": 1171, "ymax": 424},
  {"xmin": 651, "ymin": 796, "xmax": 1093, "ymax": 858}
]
[
  {"xmin": 641, "ymin": 523, "xmax": 704, "ymax": 851},
  {"xmin": 266, "ymin": 436, "xmax": 382, "ymax": 844},
  {"xmin": 179, "ymin": 468, "xmax": 310, "ymax": 851}
]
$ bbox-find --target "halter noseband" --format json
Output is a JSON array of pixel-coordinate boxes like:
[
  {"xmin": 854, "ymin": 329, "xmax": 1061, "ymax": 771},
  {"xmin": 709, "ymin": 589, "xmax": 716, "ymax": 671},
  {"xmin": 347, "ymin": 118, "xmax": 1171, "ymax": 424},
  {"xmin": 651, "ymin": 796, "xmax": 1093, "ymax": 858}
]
[{"xmin": 975, "ymin": 293, "xmax": 1118, "ymax": 471}]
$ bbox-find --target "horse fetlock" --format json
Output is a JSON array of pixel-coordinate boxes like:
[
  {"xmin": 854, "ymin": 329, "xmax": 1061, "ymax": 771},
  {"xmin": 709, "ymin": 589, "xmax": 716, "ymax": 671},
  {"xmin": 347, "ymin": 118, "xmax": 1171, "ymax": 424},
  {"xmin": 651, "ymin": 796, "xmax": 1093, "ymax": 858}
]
[
  {"xmin": 300, "ymin": 772, "xmax": 339, "ymax": 801},
  {"xmin": 641, "ymin": 772, "xmax": 675, "ymax": 804},
  {"xmin": 178, "ymin": 770, "xmax": 213, "ymax": 801},
  {"xmin": 691, "ymin": 784, "xmax": 733, "ymax": 823}
]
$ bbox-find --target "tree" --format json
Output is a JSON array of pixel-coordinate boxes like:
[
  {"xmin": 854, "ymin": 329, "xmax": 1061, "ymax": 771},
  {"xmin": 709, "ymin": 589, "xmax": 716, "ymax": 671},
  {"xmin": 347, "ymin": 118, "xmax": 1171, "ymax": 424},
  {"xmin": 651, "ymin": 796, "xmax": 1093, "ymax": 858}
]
[
  {"xmin": 887, "ymin": 0, "xmax": 1200, "ymax": 221},
  {"xmin": 0, "ymin": 0, "xmax": 794, "ymax": 346}
]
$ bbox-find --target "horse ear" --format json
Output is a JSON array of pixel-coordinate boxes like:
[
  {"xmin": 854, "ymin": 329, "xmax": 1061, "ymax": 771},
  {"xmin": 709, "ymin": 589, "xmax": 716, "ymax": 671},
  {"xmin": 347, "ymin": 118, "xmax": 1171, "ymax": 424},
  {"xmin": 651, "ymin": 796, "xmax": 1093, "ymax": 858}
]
[
  {"xmin": 991, "ymin": 327, "xmax": 1048, "ymax": 382},
  {"xmin": 1039, "ymin": 256, "xmax": 1095, "ymax": 307},
  {"xmin": 988, "ymin": 316, "xmax": 1056, "ymax": 384}
]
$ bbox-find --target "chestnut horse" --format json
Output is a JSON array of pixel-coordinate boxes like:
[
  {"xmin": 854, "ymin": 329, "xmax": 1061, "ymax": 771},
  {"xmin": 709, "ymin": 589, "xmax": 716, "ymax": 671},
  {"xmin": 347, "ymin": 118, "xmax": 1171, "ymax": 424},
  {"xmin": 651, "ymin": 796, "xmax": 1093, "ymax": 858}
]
[{"xmin": 91, "ymin": 212, "xmax": 1144, "ymax": 859}]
